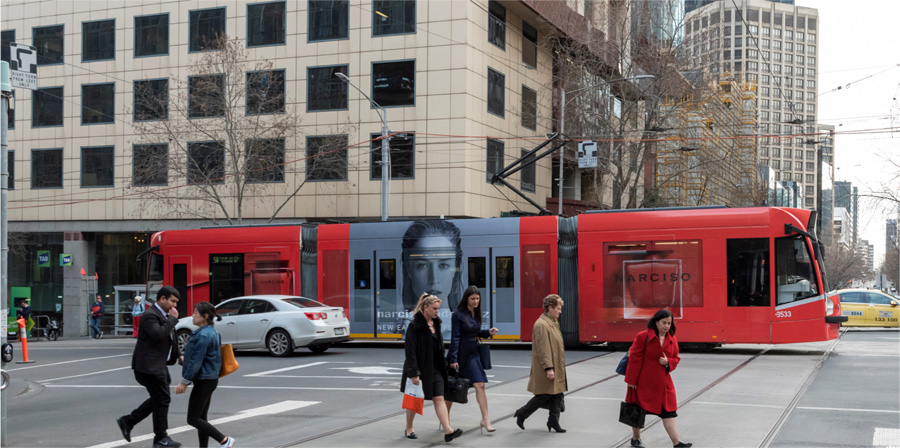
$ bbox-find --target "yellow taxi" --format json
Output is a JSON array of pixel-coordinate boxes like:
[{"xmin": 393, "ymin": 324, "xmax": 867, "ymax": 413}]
[{"xmin": 835, "ymin": 289, "xmax": 900, "ymax": 327}]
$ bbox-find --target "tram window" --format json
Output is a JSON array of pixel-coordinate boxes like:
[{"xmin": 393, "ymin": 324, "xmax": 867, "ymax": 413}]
[
  {"xmin": 355, "ymin": 260, "xmax": 371, "ymax": 289},
  {"xmin": 774, "ymin": 236, "xmax": 819, "ymax": 305},
  {"xmin": 522, "ymin": 245, "xmax": 551, "ymax": 309},
  {"xmin": 495, "ymin": 257, "xmax": 514, "ymax": 288},
  {"xmin": 468, "ymin": 257, "xmax": 486, "ymax": 289},
  {"xmin": 726, "ymin": 238, "xmax": 770, "ymax": 306},
  {"xmin": 210, "ymin": 253, "xmax": 245, "ymax": 305},
  {"xmin": 379, "ymin": 259, "xmax": 397, "ymax": 289},
  {"xmin": 148, "ymin": 252, "xmax": 164, "ymax": 282}
]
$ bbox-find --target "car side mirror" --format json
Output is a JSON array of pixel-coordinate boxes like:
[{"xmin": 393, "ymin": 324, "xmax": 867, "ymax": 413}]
[{"xmin": 891, "ymin": 301, "xmax": 898, "ymax": 307}]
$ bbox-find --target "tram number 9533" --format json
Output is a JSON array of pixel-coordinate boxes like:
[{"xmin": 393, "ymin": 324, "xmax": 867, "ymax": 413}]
[{"xmin": 775, "ymin": 310, "xmax": 792, "ymax": 318}]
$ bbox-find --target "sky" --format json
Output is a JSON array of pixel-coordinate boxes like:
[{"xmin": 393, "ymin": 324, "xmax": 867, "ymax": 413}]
[{"xmin": 800, "ymin": 0, "xmax": 900, "ymax": 266}]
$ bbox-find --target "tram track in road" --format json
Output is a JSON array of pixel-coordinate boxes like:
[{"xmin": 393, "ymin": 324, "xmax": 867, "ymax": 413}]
[{"xmin": 276, "ymin": 351, "xmax": 616, "ymax": 447}]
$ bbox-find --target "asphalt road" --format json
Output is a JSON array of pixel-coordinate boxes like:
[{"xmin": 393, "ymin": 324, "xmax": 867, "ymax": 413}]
[{"xmin": 2, "ymin": 329, "xmax": 897, "ymax": 448}]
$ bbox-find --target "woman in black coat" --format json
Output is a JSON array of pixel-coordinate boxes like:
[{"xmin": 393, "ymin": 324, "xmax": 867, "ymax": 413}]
[
  {"xmin": 401, "ymin": 293, "xmax": 463, "ymax": 443},
  {"xmin": 447, "ymin": 286, "xmax": 499, "ymax": 432}
]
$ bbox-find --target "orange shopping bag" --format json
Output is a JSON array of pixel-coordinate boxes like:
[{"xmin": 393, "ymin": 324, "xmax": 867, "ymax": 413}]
[{"xmin": 402, "ymin": 378, "xmax": 425, "ymax": 415}]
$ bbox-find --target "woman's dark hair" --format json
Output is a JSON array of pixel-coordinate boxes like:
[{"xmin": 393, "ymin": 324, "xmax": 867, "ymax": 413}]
[
  {"xmin": 195, "ymin": 301, "xmax": 222, "ymax": 325},
  {"xmin": 647, "ymin": 308, "xmax": 676, "ymax": 336},
  {"xmin": 457, "ymin": 285, "xmax": 483, "ymax": 325}
]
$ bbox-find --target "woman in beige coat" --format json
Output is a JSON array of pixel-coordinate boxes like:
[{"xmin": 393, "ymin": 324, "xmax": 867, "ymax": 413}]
[{"xmin": 514, "ymin": 294, "xmax": 568, "ymax": 433}]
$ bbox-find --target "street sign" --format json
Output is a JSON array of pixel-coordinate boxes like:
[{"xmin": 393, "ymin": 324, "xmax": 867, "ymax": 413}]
[
  {"xmin": 578, "ymin": 141, "xmax": 598, "ymax": 168},
  {"xmin": 60, "ymin": 254, "xmax": 73, "ymax": 266},
  {"xmin": 9, "ymin": 42, "xmax": 37, "ymax": 90}
]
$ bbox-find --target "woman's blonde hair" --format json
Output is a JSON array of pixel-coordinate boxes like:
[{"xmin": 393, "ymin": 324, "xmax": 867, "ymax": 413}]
[
  {"xmin": 542, "ymin": 294, "xmax": 564, "ymax": 312},
  {"xmin": 413, "ymin": 292, "xmax": 442, "ymax": 315}
]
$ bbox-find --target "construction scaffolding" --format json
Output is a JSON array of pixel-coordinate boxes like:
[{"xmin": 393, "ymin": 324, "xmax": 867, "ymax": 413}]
[{"xmin": 655, "ymin": 74, "xmax": 759, "ymax": 206}]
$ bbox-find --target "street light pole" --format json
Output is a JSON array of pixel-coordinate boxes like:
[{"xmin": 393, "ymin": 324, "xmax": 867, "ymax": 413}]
[
  {"xmin": 557, "ymin": 75, "xmax": 654, "ymax": 214},
  {"xmin": 335, "ymin": 72, "xmax": 390, "ymax": 222}
]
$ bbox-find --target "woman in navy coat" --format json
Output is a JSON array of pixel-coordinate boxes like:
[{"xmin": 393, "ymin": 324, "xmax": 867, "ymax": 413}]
[{"xmin": 447, "ymin": 286, "xmax": 499, "ymax": 433}]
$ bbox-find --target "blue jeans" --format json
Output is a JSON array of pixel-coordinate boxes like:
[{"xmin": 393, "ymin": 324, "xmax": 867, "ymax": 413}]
[{"xmin": 90, "ymin": 317, "xmax": 102, "ymax": 337}]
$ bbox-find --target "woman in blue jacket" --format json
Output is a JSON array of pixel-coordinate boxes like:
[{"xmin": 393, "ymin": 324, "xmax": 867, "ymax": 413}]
[
  {"xmin": 447, "ymin": 286, "xmax": 499, "ymax": 433},
  {"xmin": 175, "ymin": 302, "xmax": 235, "ymax": 448}
]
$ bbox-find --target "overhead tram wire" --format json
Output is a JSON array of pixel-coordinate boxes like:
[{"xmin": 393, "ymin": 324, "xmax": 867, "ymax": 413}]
[{"xmin": 817, "ymin": 63, "xmax": 900, "ymax": 97}]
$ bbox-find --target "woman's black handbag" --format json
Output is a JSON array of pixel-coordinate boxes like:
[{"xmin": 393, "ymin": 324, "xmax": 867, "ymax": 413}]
[
  {"xmin": 445, "ymin": 369, "xmax": 470, "ymax": 404},
  {"xmin": 619, "ymin": 388, "xmax": 646, "ymax": 428},
  {"xmin": 477, "ymin": 340, "xmax": 492, "ymax": 370}
]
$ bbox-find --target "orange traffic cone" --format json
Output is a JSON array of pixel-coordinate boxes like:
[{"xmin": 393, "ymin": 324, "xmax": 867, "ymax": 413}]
[{"xmin": 16, "ymin": 317, "xmax": 35, "ymax": 364}]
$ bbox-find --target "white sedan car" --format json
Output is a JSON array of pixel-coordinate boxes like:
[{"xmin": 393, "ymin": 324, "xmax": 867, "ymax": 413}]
[{"xmin": 175, "ymin": 295, "xmax": 350, "ymax": 357}]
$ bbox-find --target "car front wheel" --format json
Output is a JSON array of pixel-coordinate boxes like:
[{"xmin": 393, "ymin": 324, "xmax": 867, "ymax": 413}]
[
  {"xmin": 176, "ymin": 329, "xmax": 192, "ymax": 354},
  {"xmin": 266, "ymin": 329, "xmax": 294, "ymax": 357}
]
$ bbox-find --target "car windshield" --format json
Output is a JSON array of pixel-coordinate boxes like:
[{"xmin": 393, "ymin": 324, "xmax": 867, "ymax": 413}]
[{"xmin": 282, "ymin": 297, "xmax": 328, "ymax": 308}]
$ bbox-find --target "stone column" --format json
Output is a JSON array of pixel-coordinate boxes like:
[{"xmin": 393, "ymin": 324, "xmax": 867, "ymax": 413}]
[{"xmin": 63, "ymin": 233, "xmax": 92, "ymax": 337}]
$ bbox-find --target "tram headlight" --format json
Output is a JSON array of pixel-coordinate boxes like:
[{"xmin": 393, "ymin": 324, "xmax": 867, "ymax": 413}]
[{"xmin": 825, "ymin": 295, "xmax": 834, "ymax": 315}]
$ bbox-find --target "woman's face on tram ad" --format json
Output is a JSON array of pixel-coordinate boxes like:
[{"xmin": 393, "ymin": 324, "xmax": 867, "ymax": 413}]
[
  {"xmin": 423, "ymin": 301, "xmax": 442, "ymax": 321},
  {"xmin": 407, "ymin": 236, "xmax": 457, "ymax": 303},
  {"xmin": 467, "ymin": 293, "xmax": 481, "ymax": 311},
  {"xmin": 656, "ymin": 316, "xmax": 673, "ymax": 335}
]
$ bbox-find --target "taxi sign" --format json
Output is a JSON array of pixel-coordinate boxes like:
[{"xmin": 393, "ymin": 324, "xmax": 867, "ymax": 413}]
[{"xmin": 9, "ymin": 42, "xmax": 38, "ymax": 90}]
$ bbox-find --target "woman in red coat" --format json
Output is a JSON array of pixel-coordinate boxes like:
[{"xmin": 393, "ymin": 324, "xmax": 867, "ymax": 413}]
[{"xmin": 624, "ymin": 309, "xmax": 691, "ymax": 448}]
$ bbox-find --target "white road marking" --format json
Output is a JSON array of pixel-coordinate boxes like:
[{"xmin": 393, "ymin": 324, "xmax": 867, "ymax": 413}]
[
  {"xmin": 6, "ymin": 354, "xmax": 130, "ymax": 372},
  {"xmin": 490, "ymin": 365, "xmax": 531, "ymax": 369},
  {"xmin": 330, "ymin": 366, "xmax": 403, "ymax": 375},
  {"xmin": 244, "ymin": 361, "xmax": 329, "ymax": 377},
  {"xmin": 40, "ymin": 366, "xmax": 131, "ymax": 383},
  {"xmin": 692, "ymin": 401, "xmax": 783, "ymax": 409},
  {"xmin": 46, "ymin": 384, "xmax": 398, "ymax": 392},
  {"xmin": 86, "ymin": 400, "xmax": 318, "ymax": 448},
  {"xmin": 797, "ymin": 406, "xmax": 900, "ymax": 414},
  {"xmin": 874, "ymin": 427, "xmax": 900, "ymax": 447}
]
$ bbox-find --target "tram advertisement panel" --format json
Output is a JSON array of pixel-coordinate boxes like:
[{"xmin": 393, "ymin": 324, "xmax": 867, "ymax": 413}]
[{"xmin": 602, "ymin": 240, "xmax": 703, "ymax": 319}]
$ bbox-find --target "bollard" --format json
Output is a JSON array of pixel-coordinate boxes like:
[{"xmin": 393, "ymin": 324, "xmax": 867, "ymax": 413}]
[{"xmin": 15, "ymin": 317, "xmax": 35, "ymax": 364}]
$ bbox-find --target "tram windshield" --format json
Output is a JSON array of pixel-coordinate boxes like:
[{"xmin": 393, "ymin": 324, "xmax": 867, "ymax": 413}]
[{"xmin": 774, "ymin": 235, "xmax": 820, "ymax": 305}]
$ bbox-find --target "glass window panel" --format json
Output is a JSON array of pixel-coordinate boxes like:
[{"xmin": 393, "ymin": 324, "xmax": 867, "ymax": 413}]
[
  {"xmin": 34, "ymin": 25, "xmax": 64, "ymax": 65},
  {"xmin": 309, "ymin": 0, "xmax": 349, "ymax": 41},
  {"xmin": 520, "ymin": 149, "xmax": 535, "ymax": 192},
  {"xmin": 522, "ymin": 20, "xmax": 537, "ymax": 68},
  {"xmin": 246, "ymin": 69, "xmax": 286, "ymax": 114},
  {"xmin": 307, "ymin": 65, "xmax": 348, "ymax": 111},
  {"xmin": 31, "ymin": 148, "xmax": 63, "ymax": 188},
  {"xmin": 32, "ymin": 87, "xmax": 63, "ymax": 127},
  {"xmin": 372, "ymin": 60, "xmax": 415, "ymax": 107},
  {"xmin": 488, "ymin": 0, "xmax": 506, "ymax": 49},
  {"xmin": 487, "ymin": 68, "xmax": 505, "ymax": 117},
  {"xmin": 81, "ymin": 146, "xmax": 115, "ymax": 187},
  {"xmin": 246, "ymin": 137, "xmax": 285, "ymax": 183},
  {"xmin": 306, "ymin": 135, "xmax": 349, "ymax": 181},
  {"xmin": 135, "ymin": 14, "xmax": 169, "ymax": 57},
  {"xmin": 247, "ymin": 1, "xmax": 286, "ymax": 47},
  {"xmin": 189, "ymin": 8, "xmax": 226, "ymax": 51},
  {"xmin": 133, "ymin": 144, "xmax": 168, "ymax": 186},
  {"xmin": 371, "ymin": 132, "xmax": 414, "ymax": 179},
  {"xmin": 133, "ymin": 79, "xmax": 168, "ymax": 121},
  {"xmin": 521, "ymin": 85, "xmax": 536, "ymax": 130},
  {"xmin": 187, "ymin": 141, "xmax": 225, "ymax": 184},
  {"xmin": 82, "ymin": 83, "xmax": 115, "ymax": 124},
  {"xmin": 372, "ymin": 0, "xmax": 415, "ymax": 36},
  {"xmin": 486, "ymin": 138, "xmax": 504, "ymax": 182},
  {"xmin": 82, "ymin": 20, "xmax": 115, "ymax": 61},
  {"xmin": 189, "ymin": 74, "xmax": 225, "ymax": 118},
  {"xmin": 2, "ymin": 29, "xmax": 15, "ymax": 63}
]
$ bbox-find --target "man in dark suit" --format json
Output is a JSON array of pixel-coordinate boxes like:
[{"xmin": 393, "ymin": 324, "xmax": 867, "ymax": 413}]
[{"xmin": 116, "ymin": 286, "xmax": 183, "ymax": 448}]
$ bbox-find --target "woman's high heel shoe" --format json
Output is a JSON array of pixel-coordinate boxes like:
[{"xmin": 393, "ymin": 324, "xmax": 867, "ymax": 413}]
[
  {"xmin": 546, "ymin": 421, "xmax": 567, "ymax": 433},
  {"xmin": 479, "ymin": 421, "xmax": 497, "ymax": 434}
]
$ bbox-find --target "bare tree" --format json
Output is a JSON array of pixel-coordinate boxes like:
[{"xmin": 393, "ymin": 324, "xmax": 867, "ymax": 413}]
[
  {"xmin": 130, "ymin": 35, "xmax": 351, "ymax": 225},
  {"xmin": 823, "ymin": 241, "xmax": 867, "ymax": 290}
]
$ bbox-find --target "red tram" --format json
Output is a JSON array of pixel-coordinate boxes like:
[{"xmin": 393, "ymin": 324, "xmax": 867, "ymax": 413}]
[{"xmin": 145, "ymin": 207, "xmax": 845, "ymax": 345}]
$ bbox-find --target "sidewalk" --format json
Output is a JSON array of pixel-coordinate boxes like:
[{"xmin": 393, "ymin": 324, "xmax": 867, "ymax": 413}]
[{"xmin": 299, "ymin": 343, "xmax": 829, "ymax": 447}]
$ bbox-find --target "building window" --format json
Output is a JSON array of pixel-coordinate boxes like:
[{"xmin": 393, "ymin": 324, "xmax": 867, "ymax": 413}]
[
  {"xmin": 371, "ymin": 132, "xmax": 414, "ymax": 179},
  {"xmin": 806, "ymin": 162, "xmax": 814, "ymax": 171},
  {"xmin": 487, "ymin": 68, "xmax": 505, "ymax": 117},
  {"xmin": 5, "ymin": 90, "xmax": 13, "ymax": 130},
  {"xmin": 189, "ymin": 75, "xmax": 225, "ymax": 118},
  {"xmin": 488, "ymin": 0, "xmax": 505, "ymax": 49},
  {"xmin": 81, "ymin": 146, "xmax": 115, "ymax": 187},
  {"xmin": 309, "ymin": 0, "xmax": 349, "ymax": 41},
  {"xmin": 7, "ymin": 150, "xmax": 14, "ymax": 190},
  {"xmin": 806, "ymin": 174, "xmax": 814, "ymax": 183},
  {"xmin": 372, "ymin": 0, "xmax": 415, "ymax": 36},
  {"xmin": 82, "ymin": 83, "xmax": 115, "ymax": 124},
  {"xmin": 1, "ymin": 29, "xmax": 13, "ymax": 63},
  {"xmin": 32, "ymin": 87, "xmax": 63, "ymax": 127},
  {"xmin": 486, "ymin": 138, "xmax": 504, "ymax": 182},
  {"xmin": 522, "ymin": 20, "xmax": 537, "ymax": 68},
  {"xmin": 521, "ymin": 85, "xmax": 537, "ymax": 130},
  {"xmin": 246, "ymin": 137, "xmax": 285, "ymax": 183},
  {"xmin": 82, "ymin": 19, "xmax": 115, "ymax": 62},
  {"xmin": 32, "ymin": 148, "xmax": 63, "ymax": 189},
  {"xmin": 372, "ymin": 60, "xmax": 415, "ymax": 107},
  {"xmin": 246, "ymin": 69, "xmax": 286, "ymax": 114},
  {"xmin": 805, "ymin": 197, "xmax": 814, "ymax": 207},
  {"xmin": 307, "ymin": 65, "xmax": 348, "ymax": 111},
  {"xmin": 189, "ymin": 7, "xmax": 226, "ymax": 52},
  {"xmin": 520, "ymin": 149, "xmax": 535, "ymax": 192},
  {"xmin": 33, "ymin": 25, "xmax": 64, "ymax": 65},
  {"xmin": 134, "ymin": 14, "xmax": 169, "ymax": 57},
  {"xmin": 247, "ymin": 1, "xmax": 286, "ymax": 47},
  {"xmin": 187, "ymin": 141, "xmax": 225, "ymax": 184},
  {"xmin": 306, "ymin": 135, "xmax": 349, "ymax": 181},
  {"xmin": 133, "ymin": 79, "xmax": 168, "ymax": 121},
  {"xmin": 133, "ymin": 144, "xmax": 168, "ymax": 186}
]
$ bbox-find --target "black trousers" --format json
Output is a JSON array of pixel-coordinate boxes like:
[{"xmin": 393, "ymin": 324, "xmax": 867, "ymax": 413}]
[
  {"xmin": 125, "ymin": 370, "xmax": 172, "ymax": 442},
  {"xmin": 518, "ymin": 393, "xmax": 564, "ymax": 423},
  {"xmin": 187, "ymin": 379, "xmax": 225, "ymax": 448}
]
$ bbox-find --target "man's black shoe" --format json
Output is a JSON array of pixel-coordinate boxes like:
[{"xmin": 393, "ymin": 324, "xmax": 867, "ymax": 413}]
[
  {"xmin": 116, "ymin": 416, "xmax": 131, "ymax": 442},
  {"xmin": 154, "ymin": 436, "xmax": 182, "ymax": 448}
]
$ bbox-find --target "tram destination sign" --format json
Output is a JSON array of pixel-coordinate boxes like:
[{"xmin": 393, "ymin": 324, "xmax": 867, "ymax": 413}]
[{"xmin": 9, "ymin": 42, "xmax": 38, "ymax": 90}]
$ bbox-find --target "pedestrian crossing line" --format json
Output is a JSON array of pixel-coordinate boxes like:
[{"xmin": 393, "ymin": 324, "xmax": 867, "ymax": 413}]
[
  {"xmin": 874, "ymin": 427, "xmax": 900, "ymax": 447},
  {"xmin": 797, "ymin": 406, "xmax": 900, "ymax": 414},
  {"xmin": 86, "ymin": 400, "xmax": 318, "ymax": 448},
  {"xmin": 40, "ymin": 366, "xmax": 131, "ymax": 384}
]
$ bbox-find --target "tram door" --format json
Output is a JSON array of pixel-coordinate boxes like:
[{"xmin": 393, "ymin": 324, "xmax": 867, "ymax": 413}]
[
  {"xmin": 464, "ymin": 250, "xmax": 491, "ymax": 331},
  {"xmin": 376, "ymin": 251, "xmax": 403, "ymax": 337},
  {"xmin": 351, "ymin": 258, "xmax": 375, "ymax": 337},
  {"xmin": 170, "ymin": 256, "xmax": 190, "ymax": 318},
  {"xmin": 491, "ymin": 248, "xmax": 519, "ymax": 337}
]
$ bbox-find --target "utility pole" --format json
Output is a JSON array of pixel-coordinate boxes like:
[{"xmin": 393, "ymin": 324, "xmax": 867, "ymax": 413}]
[{"xmin": 1, "ymin": 60, "xmax": 11, "ymax": 447}]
